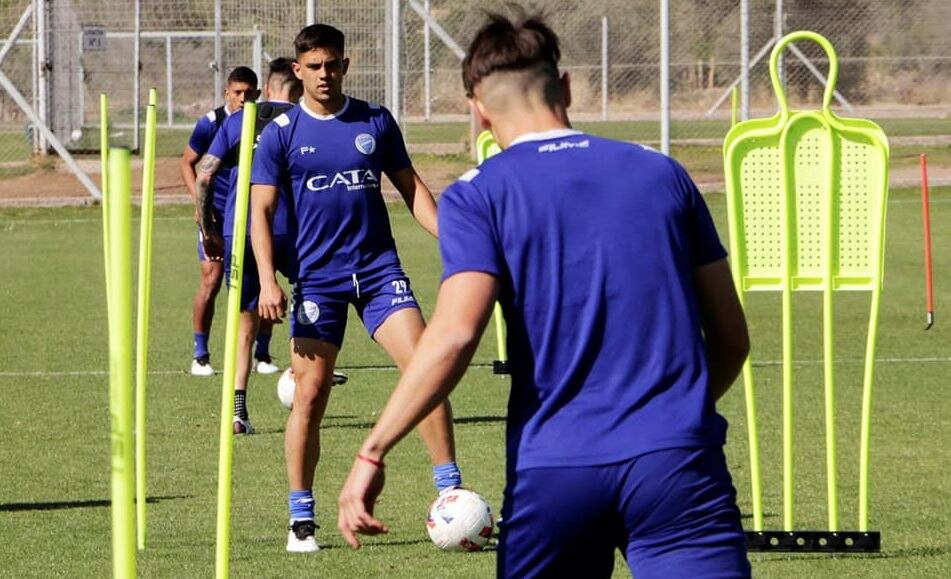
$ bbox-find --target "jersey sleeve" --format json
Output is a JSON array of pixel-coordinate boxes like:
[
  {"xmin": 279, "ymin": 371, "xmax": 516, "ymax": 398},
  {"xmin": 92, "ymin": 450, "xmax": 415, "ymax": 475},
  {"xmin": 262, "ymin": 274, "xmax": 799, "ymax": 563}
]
[
  {"xmin": 188, "ymin": 115, "xmax": 216, "ymax": 154},
  {"xmin": 251, "ymin": 123, "xmax": 284, "ymax": 187},
  {"xmin": 438, "ymin": 179, "xmax": 504, "ymax": 281},
  {"xmin": 206, "ymin": 114, "xmax": 234, "ymax": 162},
  {"xmin": 379, "ymin": 107, "xmax": 412, "ymax": 174},
  {"xmin": 669, "ymin": 159, "xmax": 727, "ymax": 266}
]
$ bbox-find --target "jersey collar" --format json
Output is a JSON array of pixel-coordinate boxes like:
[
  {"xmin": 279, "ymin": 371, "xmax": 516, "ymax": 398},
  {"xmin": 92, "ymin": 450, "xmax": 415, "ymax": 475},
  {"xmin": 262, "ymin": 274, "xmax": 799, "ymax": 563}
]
[
  {"xmin": 300, "ymin": 96, "xmax": 350, "ymax": 121},
  {"xmin": 509, "ymin": 128, "xmax": 583, "ymax": 147}
]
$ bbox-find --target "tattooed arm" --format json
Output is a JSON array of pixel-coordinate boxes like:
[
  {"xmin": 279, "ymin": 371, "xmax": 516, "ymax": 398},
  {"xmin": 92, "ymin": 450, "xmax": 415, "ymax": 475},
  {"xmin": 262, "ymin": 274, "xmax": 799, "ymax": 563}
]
[{"xmin": 195, "ymin": 153, "xmax": 225, "ymax": 260}]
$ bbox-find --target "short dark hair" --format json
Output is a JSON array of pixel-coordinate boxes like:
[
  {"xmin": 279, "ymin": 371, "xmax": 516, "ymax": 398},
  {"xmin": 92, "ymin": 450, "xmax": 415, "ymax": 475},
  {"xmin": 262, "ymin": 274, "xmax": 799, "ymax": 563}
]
[
  {"xmin": 462, "ymin": 11, "xmax": 560, "ymax": 97},
  {"xmin": 267, "ymin": 57, "xmax": 303, "ymax": 101},
  {"xmin": 227, "ymin": 66, "xmax": 258, "ymax": 87},
  {"xmin": 294, "ymin": 24, "xmax": 345, "ymax": 56}
]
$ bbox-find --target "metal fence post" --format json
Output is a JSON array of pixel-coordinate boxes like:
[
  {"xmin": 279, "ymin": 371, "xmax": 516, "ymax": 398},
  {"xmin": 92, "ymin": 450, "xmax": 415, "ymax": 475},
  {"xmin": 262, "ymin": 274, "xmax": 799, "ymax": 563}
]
[
  {"xmin": 214, "ymin": 0, "xmax": 222, "ymax": 106},
  {"xmin": 775, "ymin": 0, "xmax": 784, "ymax": 85},
  {"xmin": 660, "ymin": 0, "xmax": 670, "ymax": 154},
  {"xmin": 307, "ymin": 0, "xmax": 316, "ymax": 25},
  {"xmin": 166, "ymin": 35, "xmax": 173, "ymax": 127},
  {"xmin": 424, "ymin": 0, "xmax": 431, "ymax": 121},
  {"xmin": 391, "ymin": 0, "xmax": 400, "ymax": 124},
  {"xmin": 133, "ymin": 0, "xmax": 140, "ymax": 151},
  {"xmin": 35, "ymin": 0, "xmax": 48, "ymax": 155},
  {"xmin": 740, "ymin": 0, "xmax": 750, "ymax": 120},
  {"xmin": 601, "ymin": 16, "xmax": 608, "ymax": 121}
]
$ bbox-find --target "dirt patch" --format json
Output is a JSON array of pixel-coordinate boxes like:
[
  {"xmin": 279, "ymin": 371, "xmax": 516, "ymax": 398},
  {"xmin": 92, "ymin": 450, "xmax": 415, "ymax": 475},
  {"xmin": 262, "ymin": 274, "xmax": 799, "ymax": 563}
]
[
  {"xmin": 1, "ymin": 145, "xmax": 949, "ymax": 207},
  {"xmin": 0, "ymin": 149, "xmax": 469, "ymax": 206}
]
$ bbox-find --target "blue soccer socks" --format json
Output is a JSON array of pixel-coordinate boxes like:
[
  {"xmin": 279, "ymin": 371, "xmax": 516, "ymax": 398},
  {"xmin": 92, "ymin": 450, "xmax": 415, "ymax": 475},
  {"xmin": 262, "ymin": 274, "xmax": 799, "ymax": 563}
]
[
  {"xmin": 254, "ymin": 331, "xmax": 273, "ymax": 361},
  {"xmin": 289, "ymin": 490, "xmax": 315, "ymax": 522},
  {"xmin": 193, "ymin": 332, "xmax": 210, "ymax": 359},
  {"xmin": 433, "ymin": 461, "xmax": 462, "ymax": 493}
]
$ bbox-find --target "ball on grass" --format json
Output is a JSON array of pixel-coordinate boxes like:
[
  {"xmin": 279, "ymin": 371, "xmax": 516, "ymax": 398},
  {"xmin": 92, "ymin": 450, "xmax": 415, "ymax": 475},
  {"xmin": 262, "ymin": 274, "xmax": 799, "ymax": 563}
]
[{"xmin": 426, "ymin": 488, "xmax": 494, "ymax": 552}]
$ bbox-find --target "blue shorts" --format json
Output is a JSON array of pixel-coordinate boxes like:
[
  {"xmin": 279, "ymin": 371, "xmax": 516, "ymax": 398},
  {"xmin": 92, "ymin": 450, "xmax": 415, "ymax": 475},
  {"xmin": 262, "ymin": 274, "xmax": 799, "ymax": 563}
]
[
  {"xmin": 196, "ymin": 208, "xmax": 225, "ymax": 261},
  {"xmin": 290, "ymin": 266, "xmax": 420, "ymax": 348},
  {"xmin": 497, "ymin": 447, "xmax": 750, "ymax": 579},
  {"xmin": 224, "ymin": 234, "xmax": 296, "ymax": 311}
]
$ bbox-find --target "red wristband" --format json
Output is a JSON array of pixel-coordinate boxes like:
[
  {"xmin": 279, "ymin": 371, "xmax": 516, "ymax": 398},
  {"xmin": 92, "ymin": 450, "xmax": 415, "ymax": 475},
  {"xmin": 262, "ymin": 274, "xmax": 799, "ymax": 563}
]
[{"xmin": 357, "ymin": 453, "xmax": 385, "ymax": 468}]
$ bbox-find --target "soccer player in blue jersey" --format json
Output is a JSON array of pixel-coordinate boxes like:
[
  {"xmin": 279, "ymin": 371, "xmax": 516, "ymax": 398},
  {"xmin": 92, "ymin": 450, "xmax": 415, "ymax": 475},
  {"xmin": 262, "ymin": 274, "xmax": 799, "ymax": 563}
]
[
  {"xmin": 195, "ymin": 58, "xmax": 303, "ymax": 434},
  {"xmin": 249, "ymin": 24, "xmax": 462, "ymax": 553},
  {"xmin": 183, "ymin": 66, "xmax": 281, "ymax": 376},
  {"xmin": 338, "ymin": 11, "xmax": 752, "ymax": 578}
]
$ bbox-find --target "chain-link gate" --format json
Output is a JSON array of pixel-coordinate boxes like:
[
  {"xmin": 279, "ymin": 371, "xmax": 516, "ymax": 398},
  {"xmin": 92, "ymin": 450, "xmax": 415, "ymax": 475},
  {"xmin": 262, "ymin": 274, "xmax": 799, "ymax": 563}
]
[{"xmin": 1, "ymin": 1, "xmax": 949, "ymax": 197}]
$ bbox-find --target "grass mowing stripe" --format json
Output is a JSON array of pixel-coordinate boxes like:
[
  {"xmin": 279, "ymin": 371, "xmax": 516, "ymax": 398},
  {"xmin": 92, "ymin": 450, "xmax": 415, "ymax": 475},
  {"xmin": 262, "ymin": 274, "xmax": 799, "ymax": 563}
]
[
  {"xmin": 3, "ymin": 194, "xmax": 951, "ymax": 578},
  {"xmin": 4, "ymin": 357, "xmax": 951, "ymax": 379}
]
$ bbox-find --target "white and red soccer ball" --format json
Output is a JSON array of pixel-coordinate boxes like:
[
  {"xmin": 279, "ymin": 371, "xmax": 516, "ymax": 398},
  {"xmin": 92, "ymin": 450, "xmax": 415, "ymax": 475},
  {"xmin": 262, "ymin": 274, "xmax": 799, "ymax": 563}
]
[
  {"xmin": 276, "ymin": 368, "xmax": 296, "ymax": 409},
  {"xmin": 426, "ymin": 488, "xmax": 494, "ymax": 551}
]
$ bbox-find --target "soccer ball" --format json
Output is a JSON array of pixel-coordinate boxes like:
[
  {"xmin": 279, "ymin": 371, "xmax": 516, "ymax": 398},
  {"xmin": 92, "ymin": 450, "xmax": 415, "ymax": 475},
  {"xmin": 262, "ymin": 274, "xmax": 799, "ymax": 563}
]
[
  {"xmin": 276, "ymin": 368, "xmax": 295, "ymax": 410},
  {"xmin": 426, "ymin": 488, "xmax": 494, "ymax": 552}
]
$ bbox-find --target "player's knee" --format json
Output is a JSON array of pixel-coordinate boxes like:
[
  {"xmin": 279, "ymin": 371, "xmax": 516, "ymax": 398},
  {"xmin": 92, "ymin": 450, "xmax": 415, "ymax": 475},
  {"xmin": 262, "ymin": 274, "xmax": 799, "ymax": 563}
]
[
  {"xmin": 292, "ymin": 373, "xmax": 332, "ymax": 412},
  {"xmin": 200, "ymin": 270, "xmax": 223, "ymax": 295}
]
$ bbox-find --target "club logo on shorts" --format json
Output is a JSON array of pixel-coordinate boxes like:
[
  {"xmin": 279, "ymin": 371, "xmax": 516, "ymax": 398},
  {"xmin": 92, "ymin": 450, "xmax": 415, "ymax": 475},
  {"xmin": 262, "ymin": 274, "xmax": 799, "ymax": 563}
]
[
  {"xmin": 354, "ymin": 133, "xmax": 376, "ymax": 155},
  {"xmin": 297, "ymin": 300, "xmax": 320, "ymax": 325}
]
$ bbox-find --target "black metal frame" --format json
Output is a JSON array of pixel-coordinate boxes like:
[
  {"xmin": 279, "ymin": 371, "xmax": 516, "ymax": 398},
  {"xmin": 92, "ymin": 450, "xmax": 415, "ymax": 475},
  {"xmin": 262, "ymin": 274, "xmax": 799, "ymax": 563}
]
[{"xmin": 746, "ymin": 531, "xmax": 880, "ymax": 553}]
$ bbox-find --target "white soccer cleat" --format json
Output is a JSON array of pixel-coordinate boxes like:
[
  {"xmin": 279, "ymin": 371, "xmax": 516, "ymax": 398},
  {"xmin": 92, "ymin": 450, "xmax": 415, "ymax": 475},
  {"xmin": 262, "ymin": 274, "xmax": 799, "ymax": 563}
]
[
  {"xmin": 287, "ymin": 520, "xmax": 320, "ymax": 553},
  {"xmin": 255, "ymin": 357, "xmax": 281, "ymax": 375},
  {"xmin": 190, "ymin": 356, "xmax": 215, "ymax": 376},
  {"xmin": 232, "ymin": 416, "xmax": 256, "ymax": 435}
]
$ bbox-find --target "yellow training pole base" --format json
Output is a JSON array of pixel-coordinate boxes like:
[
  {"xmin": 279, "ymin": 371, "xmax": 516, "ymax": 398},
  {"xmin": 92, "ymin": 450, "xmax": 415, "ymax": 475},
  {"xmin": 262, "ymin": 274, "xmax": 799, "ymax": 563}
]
[{"xmin": 746, "ymin": 531, "xmax": 880, "ymax": 553}]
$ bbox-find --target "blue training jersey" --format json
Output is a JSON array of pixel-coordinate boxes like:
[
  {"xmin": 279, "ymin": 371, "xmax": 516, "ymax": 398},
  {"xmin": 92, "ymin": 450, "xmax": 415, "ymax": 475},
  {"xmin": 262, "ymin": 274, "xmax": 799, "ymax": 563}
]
[
  {"xmin": 207, "ymin": 102, "xmax": 291, "ymax": 237},
  {"xmin": 438, "ymin": 129, "xmax": 729, "ymax": 471},
  {"xmin": 251, "ymin": 97, "xmax": 412, "ymax": 287},
  {"xmin": 188, "ymin": 108, "xmax": 231, "ymax": 213}
]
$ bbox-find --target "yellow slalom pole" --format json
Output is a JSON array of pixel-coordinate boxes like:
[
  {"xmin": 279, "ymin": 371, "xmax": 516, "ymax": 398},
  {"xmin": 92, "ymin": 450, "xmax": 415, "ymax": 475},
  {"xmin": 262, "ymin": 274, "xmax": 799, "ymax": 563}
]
[
  {"xmin": 493, "ymin": 303, "xmax": 505, "ymax": 362},
  {"xmin": 475, "ymin": 130, "xmax": 508, "ymax": 373},
  {"xmin": 135, "ymin": 88, "xmax": 158, "ymax": 551},
  {"xmin": 101, "ymin": 95, "xmax": 111, "ymax": 324},
  {"xmin": 107, "ymin": 147, "xmax": 136, "ymax": 578},
  {"xmin": 215, "ymin": 102, "xmax": 257, "ymax": 579}
]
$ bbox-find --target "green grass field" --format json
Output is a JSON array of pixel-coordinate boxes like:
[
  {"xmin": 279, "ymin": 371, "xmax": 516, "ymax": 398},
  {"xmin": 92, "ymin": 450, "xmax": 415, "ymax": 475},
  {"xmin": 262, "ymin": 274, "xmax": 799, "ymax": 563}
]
[{"xmin": 1, "ymin": 186, "xmax": 950, "ymax": 577}]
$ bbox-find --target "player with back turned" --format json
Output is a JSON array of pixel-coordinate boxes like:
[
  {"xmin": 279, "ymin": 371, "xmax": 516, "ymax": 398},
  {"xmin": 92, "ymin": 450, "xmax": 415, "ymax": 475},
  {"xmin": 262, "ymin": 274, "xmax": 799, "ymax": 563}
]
[
  {"xmin": 249, "ymin": 24, "xmax": 464, "ymax": 553},
  {"xmin": 338, "ymin": 10, "xmax": 752, "ymax": 578}
]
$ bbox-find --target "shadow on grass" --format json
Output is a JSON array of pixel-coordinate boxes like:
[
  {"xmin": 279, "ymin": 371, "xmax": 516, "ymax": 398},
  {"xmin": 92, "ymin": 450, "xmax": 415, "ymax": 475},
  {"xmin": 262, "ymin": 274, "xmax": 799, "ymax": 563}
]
[
  {"xmin": 323, "ymin": 415, "xmax": 505, "ymax": 431},
  {"xmin": 0, "ymin": 494, "xmax": 191, "ymax": 513},
  {"xmin": 740, "ymin": 512, "xmax": 780, "ymax": 520},
  {"xmin": 363, "ymin": 537, "xmax": 497, "ymax": 551},
  {"xmin": 751, "ymin": 545, "xmax": 949, "ymax": 563},
  {"xmin": 454, "ymin": 415, "xmax": 505, "ymax": 426}
]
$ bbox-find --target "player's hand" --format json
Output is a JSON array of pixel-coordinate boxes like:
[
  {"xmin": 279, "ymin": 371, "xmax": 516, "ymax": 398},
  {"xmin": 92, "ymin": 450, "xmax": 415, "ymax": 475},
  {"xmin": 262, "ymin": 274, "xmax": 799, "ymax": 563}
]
[
  {"xmin": 257, "ymin": 280, "xmax": 287, "ymax": 323},
  {"xmin": 201, "ymin": 231, "xmax": 225, "ymax": 261},
  {"xmin": 338, "ymin": 455, "xmax": 388, "ymax": 549}
]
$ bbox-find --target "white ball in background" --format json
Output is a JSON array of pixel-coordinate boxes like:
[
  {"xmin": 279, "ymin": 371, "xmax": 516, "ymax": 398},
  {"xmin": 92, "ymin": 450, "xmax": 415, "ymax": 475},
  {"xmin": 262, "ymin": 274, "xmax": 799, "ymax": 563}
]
[
  {"xmin": 70, "ymin": 129, "xmax": 83, "ymax": 142},
  {"xmin": 277, "ymin": 368, "xmax": 296, "ymax": 410}
]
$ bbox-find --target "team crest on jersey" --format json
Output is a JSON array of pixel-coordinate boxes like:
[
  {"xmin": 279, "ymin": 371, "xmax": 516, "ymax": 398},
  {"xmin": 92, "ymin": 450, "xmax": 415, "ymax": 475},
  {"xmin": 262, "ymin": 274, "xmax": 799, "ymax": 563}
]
[
  {"xmin": 354, "ymin": 133, "xmax": 376, "ymax": 155},
  {"xmin": 297, "ymin": 300, "xmax": 320, "ymax": 325}
]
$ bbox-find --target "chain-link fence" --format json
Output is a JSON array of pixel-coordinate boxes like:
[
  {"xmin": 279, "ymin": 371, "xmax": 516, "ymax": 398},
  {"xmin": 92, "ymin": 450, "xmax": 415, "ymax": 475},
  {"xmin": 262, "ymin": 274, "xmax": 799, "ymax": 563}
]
[{"xmin": 1, "ymin": 1, "xmax": 949, "ymax": 192}]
